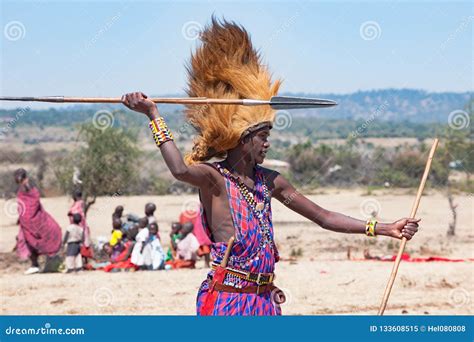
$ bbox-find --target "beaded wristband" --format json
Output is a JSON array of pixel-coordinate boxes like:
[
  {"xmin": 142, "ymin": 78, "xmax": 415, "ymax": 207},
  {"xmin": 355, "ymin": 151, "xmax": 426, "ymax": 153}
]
[
  {"xmin": 149, "ymin": 117, "xmax": 174, "ymax": 147},
  {"xmin": 365, "ymin": 218, "xmax": 377, "ymax": 237}
]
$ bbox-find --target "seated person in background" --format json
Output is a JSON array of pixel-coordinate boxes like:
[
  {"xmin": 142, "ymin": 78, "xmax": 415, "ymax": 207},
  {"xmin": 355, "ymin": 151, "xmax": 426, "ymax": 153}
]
[
  {"xmin": 126, "ymin": 224, "xmax": 139, "ymax": 242},
  {"xmin": 101, "ymin": 239, "xmax": 137, "ymax": 273},
  {"xmin": 130, "ymin": 217, "xmax": 150, "ymax": 268},
  {"xmin": 81, "ymin": 241, "xmax": 114, "ymax": 271},
  {"xmin": 63, "ymin": 213, "xmax": 84, "ymax": 273},
  {"xmin": 102, "ymin": 243, "xmax": 112, "ymax": 260},
  {"xmin": 112, "ymin": 205, "xmax": 139, "ymax": 233},
  {"xmin": 111, "ymin": 238, "xmax": 135, "ymax": 264},
  {"xmin": 110, "ymin": 227, "xmax": 137, "ymax": 263},
  {"xmin": 148, "ymin": 222, "xmax": 160, "ymax": 241},
  {"xmin": 137, "ymin": 217, "xmax": 149, "ymax": 232},
  {"xmin": 166, "ymin": 222, "xmax": 182, "ymax": 262},
  {"xmin": 179, "ymin": 207, "xmax": 211, "ymax": 267},
  {"xmin": 145, "ymin": 222, "xmax": 165, "ymax": 270},
  {"xmin": 122, "ymin": 215, "xmax": 138, "ymax": 234},
  {"xmin": 125, "ymin": 212, "xmax": 140, "ymax": 224},
  {"xmin": 168, "ymin": 222, "xmax": 199, "ymax": 269},
  {"xmin": 109, "ymin": 218, "xmax": 124, "ymax": 260},
  {"xmin": 82, "ymin": 241, "xmax": 112, "ymax": 270},
  {"xmin": 122, "ymin": 209, "xmax": 141, "ymax": 233},
  {"xmin": 112, "ymin": 206, "xmax": 124, "ymax": 220},
  {"xmin": 145, "ymin": 203, "xmax": 157, "ymax": 225}
]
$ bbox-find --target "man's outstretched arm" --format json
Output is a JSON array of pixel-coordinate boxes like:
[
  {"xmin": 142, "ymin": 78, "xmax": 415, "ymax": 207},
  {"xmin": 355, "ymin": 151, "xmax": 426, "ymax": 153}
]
[
  {"xmin": 271, "ymin": 173, "xmax": 419, "ymax": 240},
  {"xmin": 121, "ymin": 92, "xmax": 215, "ymax": 189}
]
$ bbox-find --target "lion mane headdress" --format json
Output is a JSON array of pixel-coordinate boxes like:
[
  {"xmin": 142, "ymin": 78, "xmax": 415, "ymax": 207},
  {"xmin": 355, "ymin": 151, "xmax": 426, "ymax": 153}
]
[{"xmin": 184, "ymin": 17, "xmax": 281, "ymax": 165}]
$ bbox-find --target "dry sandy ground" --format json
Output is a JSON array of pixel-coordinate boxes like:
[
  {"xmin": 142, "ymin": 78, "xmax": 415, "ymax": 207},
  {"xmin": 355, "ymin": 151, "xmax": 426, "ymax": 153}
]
[{"xmin": 0, "ymin": 189, "xmax": 472, "ymax": 315}]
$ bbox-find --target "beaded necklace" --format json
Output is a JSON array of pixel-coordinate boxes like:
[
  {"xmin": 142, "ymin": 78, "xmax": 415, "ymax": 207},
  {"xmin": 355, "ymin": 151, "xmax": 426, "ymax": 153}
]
[
  {"xmin": 219, "ymin": 163, "xmax": 269, "ymax": 210},
  {"xmin": 216, "ymin": 162, "xmax": 276, "ymax": 265}
]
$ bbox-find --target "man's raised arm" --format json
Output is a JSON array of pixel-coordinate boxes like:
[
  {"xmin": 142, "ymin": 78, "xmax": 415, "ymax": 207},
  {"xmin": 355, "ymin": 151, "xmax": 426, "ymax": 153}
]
[
  {"xmin": 271, "ymin": 172, "xmax": 419, "ymax": 240},
  {"xmin": 121, "ymin": 92, "xmax": 215, "ymax": 189}
]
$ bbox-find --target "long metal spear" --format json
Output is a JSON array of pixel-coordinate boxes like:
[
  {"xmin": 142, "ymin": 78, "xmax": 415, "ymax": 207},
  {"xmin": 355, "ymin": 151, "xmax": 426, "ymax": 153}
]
[
  {"xmin": 0, "ymin": 96, "xmax": 337, "ymax": 110},
  {"xmin": 378, "ymin": 138, "xmax": 439, "ymax": 315}
]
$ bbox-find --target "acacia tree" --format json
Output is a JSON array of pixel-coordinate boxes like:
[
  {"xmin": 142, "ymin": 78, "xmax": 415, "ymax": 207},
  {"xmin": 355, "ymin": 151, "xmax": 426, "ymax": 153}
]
[
  {"xmin": 440, "ymin": 100, "xmax": 473, "ymax": 236},
  {"xmin": 54, "ymin": 122, "xmax": 140, "ymax": 214}
]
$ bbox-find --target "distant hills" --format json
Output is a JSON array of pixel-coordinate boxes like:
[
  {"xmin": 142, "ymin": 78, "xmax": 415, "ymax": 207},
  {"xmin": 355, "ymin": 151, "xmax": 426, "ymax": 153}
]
[
  {"xmin": 285, "ymin": 89, "xmax": 471, "ymax": 123},
  {"xmin": 0, "ymin": 89, "xmax": 471, "ymax": 125}
]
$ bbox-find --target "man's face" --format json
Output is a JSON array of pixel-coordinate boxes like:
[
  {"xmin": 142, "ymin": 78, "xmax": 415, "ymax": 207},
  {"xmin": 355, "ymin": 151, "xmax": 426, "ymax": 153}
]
[{"xmin": 244, "ymin": 127, "xmax": 271, "ymax": 164}]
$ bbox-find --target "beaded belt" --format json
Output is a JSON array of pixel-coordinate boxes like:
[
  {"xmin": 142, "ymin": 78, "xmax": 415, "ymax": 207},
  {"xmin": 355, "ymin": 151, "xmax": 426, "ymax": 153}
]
[
  {"xmin": 207, "ymin": 281, "xmax": 287, "ymax": 303},
  {"xmin": 210, "ymin": 281, "xmax": 277, "ymax": 295},
  {"xmin": 210, "ymin": 262, "xmax": 274, "ymax": 285}
]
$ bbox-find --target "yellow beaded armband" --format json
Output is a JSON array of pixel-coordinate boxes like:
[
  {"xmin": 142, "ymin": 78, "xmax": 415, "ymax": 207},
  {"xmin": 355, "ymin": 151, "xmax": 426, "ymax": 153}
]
[
  {"xmin": 365, "ymin": 218, "xmax": 377, "ymax": 237},
  {"xmin": 149, "ymin": 117, "xmax": 174, "ymax": 147}
]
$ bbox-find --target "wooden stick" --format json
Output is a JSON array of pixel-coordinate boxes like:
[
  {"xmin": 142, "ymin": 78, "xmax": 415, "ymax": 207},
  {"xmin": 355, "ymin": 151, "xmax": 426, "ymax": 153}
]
[
  {"xmin": 220, "ymin": 236, "xmax": 235, "ymax": 267},
  {"xmin": 64, "ymin": 97, "xmax": 250, "ymax": 105},
  {"xmin": 0, "ymin": 96, "xmax": 259, "ymax": 105},
  {"xmin": 0, "ymin": 96, "xmax": 252, "ymax": 105},
  {"xmin": 0, "ymin": 95, "xmax": 338, "ymax": 109},
  {"xmin": 377, "ymin": 138, "xmax": 439, "ymax": 315}
]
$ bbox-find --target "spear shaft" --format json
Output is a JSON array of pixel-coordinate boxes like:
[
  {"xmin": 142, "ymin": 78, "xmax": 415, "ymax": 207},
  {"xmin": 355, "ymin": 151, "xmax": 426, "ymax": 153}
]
[
  {"xmin": 0, "ymin": 96, "xmax": 337, "ymax": 110},
  {"xmin": 377, "ymin": 138, "xmax": 439, "ymax": 315}
]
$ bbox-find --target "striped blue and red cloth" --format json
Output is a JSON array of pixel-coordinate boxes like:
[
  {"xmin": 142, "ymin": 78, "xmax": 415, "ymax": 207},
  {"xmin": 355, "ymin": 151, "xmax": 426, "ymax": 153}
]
[{"xmin": 196, "ymin": 162, "xmax": 281, "ymax": 316}]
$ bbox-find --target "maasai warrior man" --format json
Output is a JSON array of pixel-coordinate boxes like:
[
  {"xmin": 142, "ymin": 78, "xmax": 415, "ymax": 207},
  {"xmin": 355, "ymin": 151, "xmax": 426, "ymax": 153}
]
[
  {"xmin": 122, "ymin": 18, "xmax": 420, "ymax": 315},
  {"xmin": 14, "ymin": 168, "xmax": 62, "ymax": 275}
]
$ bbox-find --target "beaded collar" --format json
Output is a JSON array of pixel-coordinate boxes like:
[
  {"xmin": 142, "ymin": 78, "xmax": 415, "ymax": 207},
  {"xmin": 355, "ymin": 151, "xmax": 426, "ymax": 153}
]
[
  {"xmin": 215, "ymin": 162, "xmax": 276, "ymax": 262},
  {"xmin": 216, "ymin": 162, "xmax": 270, "ymax": 213}
]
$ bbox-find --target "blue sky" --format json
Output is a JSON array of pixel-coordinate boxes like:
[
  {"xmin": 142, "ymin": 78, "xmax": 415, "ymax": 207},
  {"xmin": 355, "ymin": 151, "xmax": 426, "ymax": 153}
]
[{"xmin": 0, "ymin": 0, "xmax": 472, "ymax": 108}]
